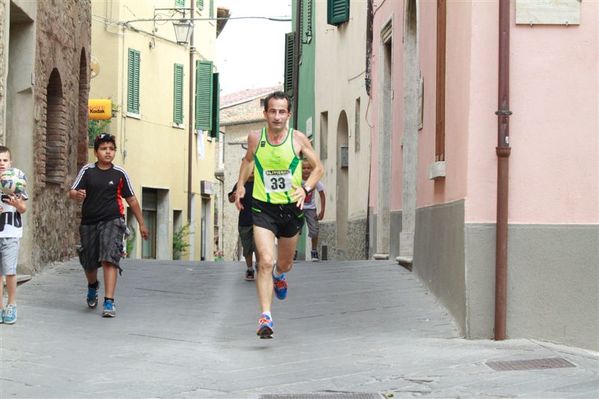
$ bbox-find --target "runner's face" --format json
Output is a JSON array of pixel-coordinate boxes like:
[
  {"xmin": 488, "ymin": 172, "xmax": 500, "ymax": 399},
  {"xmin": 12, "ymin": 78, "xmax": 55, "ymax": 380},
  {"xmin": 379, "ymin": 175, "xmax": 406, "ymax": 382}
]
[
  {"xmin": 0, "ymin": 152, "xmax": 11, "ymax": 172},
  {"xmin": 95, "ymin": 142, "xmax": 116, "ymax": 164},
  {"xmin": 264, "ymin": 98, "xmax": 290, "ymax": 131}
]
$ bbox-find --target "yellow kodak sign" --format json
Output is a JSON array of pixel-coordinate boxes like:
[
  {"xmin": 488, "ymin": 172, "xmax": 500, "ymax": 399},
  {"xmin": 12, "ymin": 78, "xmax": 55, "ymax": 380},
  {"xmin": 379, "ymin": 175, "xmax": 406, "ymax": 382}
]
[{"xmin": 88, "ymin": 99, "xmax": 112, "ymax": 120}]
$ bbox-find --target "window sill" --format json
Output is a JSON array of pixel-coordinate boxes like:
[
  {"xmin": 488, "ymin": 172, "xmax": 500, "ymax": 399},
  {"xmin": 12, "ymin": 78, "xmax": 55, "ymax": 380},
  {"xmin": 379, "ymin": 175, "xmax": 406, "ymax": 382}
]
[
  {"xmin": 172, "ymin": 123, "xmax": 185, "ymax": 130},
  {"xmin": 126, "ymin": 112, "xmax": 141, "ymax": 120},
  {"xmin": 428, "ymin": 161, "xmax": 446, "ymax": 180}
]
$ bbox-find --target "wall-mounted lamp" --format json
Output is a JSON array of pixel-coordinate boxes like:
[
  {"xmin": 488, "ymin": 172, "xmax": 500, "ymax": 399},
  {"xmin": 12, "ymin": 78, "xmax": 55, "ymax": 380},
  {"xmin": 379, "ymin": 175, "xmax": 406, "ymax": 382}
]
[{"xmin": 173, "ymin": 19, "xmax": 193, "ymax": 45}]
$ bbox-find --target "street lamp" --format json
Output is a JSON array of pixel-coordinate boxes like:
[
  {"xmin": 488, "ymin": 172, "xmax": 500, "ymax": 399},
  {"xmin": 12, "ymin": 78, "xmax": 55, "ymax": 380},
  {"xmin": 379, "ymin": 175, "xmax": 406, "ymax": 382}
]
[{"xmin": 173, "ymin": 19, "xmax": 193, "ymax": 44}]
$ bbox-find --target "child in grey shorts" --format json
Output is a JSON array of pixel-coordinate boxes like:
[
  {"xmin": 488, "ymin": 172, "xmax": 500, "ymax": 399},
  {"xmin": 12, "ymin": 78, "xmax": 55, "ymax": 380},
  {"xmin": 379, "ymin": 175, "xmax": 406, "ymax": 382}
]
[{"xmin": 0, "ymin": 146, "xmax": 28, "ymax": 325}]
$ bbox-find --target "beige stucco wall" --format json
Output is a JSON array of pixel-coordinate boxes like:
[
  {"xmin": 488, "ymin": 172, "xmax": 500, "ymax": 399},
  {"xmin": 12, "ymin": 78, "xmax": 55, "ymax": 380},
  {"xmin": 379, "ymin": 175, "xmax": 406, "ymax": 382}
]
[
  {"xmin": 90, "ymin": 0, "xmax": 217, "ymax": 260},
  {"xmin": 313, "ymin": 0, "xmax": 370, "ymax": 259}
]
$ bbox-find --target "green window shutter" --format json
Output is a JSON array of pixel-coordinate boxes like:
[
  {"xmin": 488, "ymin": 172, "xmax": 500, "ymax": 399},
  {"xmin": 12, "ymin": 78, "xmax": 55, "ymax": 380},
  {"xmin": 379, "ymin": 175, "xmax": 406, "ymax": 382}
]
[
  {"xmin": 196, "ymin": 0, "xmax": 204, "ymax": 10},
  {"xmin": 127, "ymin": 49, "xmax": 140, "ymax": 114},
  {"xmin": 328, "ymin": 0, "xmax": 350, "ymax": 26},
  {"xmin": 173, "ymin": 64, "xmax": 184, "ymax": 125},
  {"xmin": 195, "ymin": 60, "xmax": 213, "ymax": 131},
  {"xmin": 209, "ymin": 0, "xmax": 214, "ymax": 18},
  {"xmin": 211, "ymin": 72, "xmax": 219, "ymax": 140},
  {"xmin": 283, "ymin": 32, "xmax": 295, "ymax": 95},
  {"xmin": 176, "ymin": 0, "xmax": 185, "ymax": 7}
]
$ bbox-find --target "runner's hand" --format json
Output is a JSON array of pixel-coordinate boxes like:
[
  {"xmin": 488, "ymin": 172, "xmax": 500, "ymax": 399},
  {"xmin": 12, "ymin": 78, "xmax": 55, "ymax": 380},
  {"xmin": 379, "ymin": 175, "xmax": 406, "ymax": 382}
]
[
  {"xmin": 292, "ymin": 185, "xmax": 306, "ymax": 209},
  {"xmin": 235, "ymin": 185, "xmax": 246, "ymax": 211}
]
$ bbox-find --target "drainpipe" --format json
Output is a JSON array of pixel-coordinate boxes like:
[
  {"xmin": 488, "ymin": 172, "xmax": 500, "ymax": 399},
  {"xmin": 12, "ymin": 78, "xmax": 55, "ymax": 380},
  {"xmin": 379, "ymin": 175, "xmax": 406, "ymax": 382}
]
[
  {"xmin": 292, "ymin": 0, "xmax": 302, "ymax": 129},
  {"xmin": 494, "ymin": 0, "xmax": 511, "ymax": 341},
  {"xmin": 187, "ymin": 10, "xmax": 195, "ymax": 223}
]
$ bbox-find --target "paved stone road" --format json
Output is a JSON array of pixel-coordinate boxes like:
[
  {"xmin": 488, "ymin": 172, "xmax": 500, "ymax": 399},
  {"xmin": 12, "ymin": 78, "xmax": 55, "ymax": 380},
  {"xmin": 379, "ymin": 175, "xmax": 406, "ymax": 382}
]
[{"xmin": 1, "ymin": 259, "xmax": 597, "ymax": 398}]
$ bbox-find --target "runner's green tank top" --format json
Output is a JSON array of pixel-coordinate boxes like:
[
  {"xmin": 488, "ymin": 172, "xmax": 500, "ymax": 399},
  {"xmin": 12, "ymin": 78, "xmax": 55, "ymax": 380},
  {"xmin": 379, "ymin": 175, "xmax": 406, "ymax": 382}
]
[{"xmin": 253, "ymin": 127, "xmax": 302, "ymax": 204}]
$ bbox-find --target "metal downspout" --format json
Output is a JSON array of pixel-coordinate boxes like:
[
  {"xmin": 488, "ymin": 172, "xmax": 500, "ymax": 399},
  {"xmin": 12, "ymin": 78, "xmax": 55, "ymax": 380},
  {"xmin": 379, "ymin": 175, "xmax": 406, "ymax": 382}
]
[
  {"xmin": 495, "ymin": 0, "xmax": 511, "ymax": 340},
  {"xmin": 292, "ymin": 0, "xmax": 302, "ymax": 130},
  {"xmin": 187, "ymin": 14, "xmax": 195, "ymax": 223}
]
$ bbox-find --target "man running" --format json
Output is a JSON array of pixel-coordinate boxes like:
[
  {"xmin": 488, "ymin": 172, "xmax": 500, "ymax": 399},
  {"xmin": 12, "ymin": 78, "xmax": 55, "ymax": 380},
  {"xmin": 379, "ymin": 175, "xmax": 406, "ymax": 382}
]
[{"xmin": 235, "ymin": 91, "xmax": 323, "ymax": 338}]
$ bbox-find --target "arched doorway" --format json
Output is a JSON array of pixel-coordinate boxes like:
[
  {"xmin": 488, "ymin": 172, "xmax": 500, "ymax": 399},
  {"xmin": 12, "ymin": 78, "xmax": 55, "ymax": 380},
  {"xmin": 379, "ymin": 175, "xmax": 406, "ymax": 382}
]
[{"xmin": 336, "ymin": 111, "xmax": 349, "ymax": 259}]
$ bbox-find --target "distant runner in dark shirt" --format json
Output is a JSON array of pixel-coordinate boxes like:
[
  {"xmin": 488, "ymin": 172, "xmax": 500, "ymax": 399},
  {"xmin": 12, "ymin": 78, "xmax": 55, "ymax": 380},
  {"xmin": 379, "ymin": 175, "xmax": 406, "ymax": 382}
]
[{"xmin": 228, "ymin": 170, "xmax": 258, "ymax": 281}]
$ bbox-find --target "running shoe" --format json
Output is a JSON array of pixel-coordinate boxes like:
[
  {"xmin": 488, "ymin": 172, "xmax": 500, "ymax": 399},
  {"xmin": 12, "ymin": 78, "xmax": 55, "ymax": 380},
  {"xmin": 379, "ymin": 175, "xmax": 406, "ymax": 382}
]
[
  {"xmin": 256, "ymin": 313, "xmax": 273, "ymax": 339},
  {"xmin": 3, "ymin": 304, "xmax": 17, "ymax": 324},
  {"xmin": 311, "ymin": 250, "xmax": 320, "ymax": 262},
  {"xmin": 245, "ymin": 268, "xmax": 255, "ymax": 281},
  {"xmin": 272, "ymin": 269, "xmax": 288, "ymax": 300},
  {"xmin": 87, "ymin": 281, "xmax": 99, "ymax": 308},
  {"xmin": 0, "ymin": 308, "xmax": 4, "ymax": 324},
  {"xmin": 102, "ymin": 299, "xmax": 116, "ymax": 318}
]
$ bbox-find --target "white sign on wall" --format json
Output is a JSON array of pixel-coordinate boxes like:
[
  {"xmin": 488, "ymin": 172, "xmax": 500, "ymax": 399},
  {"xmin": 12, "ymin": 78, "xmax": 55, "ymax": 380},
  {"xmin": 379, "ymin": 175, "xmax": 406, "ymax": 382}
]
[{"xmin": 516, "ymin": 0, "xmax": 581, "ymax": 25}]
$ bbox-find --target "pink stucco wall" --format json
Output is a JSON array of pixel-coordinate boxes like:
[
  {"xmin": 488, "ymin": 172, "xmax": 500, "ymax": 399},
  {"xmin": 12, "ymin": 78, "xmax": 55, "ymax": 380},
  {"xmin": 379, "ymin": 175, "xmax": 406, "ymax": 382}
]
[
  {"xmin": 370, "ymin": 0, "xmax": 598, "ymax": 225},
  {"xmin": 466, "ymin": 0, "xmax": 598, "ymax": 223}
]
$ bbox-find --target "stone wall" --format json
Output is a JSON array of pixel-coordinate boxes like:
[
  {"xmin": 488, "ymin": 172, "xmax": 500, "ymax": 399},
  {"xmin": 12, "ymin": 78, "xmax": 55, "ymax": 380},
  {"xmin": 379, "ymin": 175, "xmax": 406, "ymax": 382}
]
[
  {"xmin": 0, "ymin": 1, "xmax": 6, "ymax": 142},
  {"xmin": 319, "ymin": 217, "xmax": 368, "ymax": 260},
  {"xmin": 30, "ymin": 0, "xmax": 91, "ymax": 271}
]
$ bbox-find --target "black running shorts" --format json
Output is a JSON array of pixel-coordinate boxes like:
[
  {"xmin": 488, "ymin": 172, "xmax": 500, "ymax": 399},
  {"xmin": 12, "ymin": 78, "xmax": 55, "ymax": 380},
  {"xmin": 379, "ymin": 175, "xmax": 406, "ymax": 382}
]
[{"xmin": 251, "ymin": 199, "xmax": 304, "ymax": 238}]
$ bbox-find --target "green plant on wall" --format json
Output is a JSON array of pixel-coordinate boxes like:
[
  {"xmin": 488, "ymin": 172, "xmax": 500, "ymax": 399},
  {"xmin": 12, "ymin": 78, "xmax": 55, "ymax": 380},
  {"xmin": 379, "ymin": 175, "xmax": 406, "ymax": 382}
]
[
  {"xmin": 88, "ymin": 120, "xmax": 111, "ymax": 146},
  {"xmin": 173, "ymin": 223, "xmax": 192, "ymax": 260}
]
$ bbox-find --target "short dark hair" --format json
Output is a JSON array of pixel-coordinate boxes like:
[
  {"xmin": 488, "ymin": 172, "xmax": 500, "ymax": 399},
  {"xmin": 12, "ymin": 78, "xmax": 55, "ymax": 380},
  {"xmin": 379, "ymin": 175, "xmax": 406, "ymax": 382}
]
[
  {"xmin": 263, "ymin": 91, "xmax": 291, "ymax": 113},
  {"xmin": 0, "ymin": 145, "xmax": 11, "ymax": 155},
  {"xmin": 93, "ymin": 133, "xmax": 116, "ymax": 151}
]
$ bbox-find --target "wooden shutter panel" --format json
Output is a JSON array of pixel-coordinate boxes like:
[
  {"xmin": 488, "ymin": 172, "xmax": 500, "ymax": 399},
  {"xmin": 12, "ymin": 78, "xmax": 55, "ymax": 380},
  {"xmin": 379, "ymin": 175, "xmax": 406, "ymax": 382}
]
[
  {"xmin": 173, "ymin": 64, "xmax": 184, "ymax": 124},
  {"xmin": 176, "ymin": 0, "xmax": 185, "ymax": 7},
  {"xmin": 328, "ymin": 0, "xmax": 350, "ymax": 26},
  {"xmin": 127, "ymin": 49, "xmax": 140, "ymax": 114},
  {"xmin": 211, "ymin": 72, "xmax": 219, "ymax": 139},
  {"xmin": 284, "ymin": 32, "xmax": 295, "ymax": 95},
  {"xmin": 196, "ymin": 0, "xmax": 204, "ymax": 10},
  {"xmin": 195, "ymin": 60, "xmax": 213, "ymax": 131}
]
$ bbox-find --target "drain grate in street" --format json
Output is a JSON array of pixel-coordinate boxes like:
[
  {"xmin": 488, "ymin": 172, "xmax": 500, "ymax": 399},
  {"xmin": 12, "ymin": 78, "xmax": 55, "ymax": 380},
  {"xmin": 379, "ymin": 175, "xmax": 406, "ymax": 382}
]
[
  {"xmin": 260, "ymin": 394, "xmax": 383, "ymax": 399},
  {"xmin": 485, "ymin": 357, "xmax": 576, "ymax": 371}
]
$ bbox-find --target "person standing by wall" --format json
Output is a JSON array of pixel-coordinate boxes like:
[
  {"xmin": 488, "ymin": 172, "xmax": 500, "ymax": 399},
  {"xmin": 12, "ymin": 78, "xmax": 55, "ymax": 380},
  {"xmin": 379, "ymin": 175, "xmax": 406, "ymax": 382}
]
[{"xmin": 301, "ymin": 162, "xmax": 326, "ymax": 261}]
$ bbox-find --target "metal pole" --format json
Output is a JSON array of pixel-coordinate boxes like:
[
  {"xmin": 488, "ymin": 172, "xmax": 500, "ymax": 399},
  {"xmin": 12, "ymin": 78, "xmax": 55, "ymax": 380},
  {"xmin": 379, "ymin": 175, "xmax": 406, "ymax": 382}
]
[
  {"xmin": 291, "ymin": 0, "xmax": 302, "ymax": 129},
  {"xmin": 495, "ymin": 0, "xmax": 511, "ymax": 340},
  {"xmin": 187, "ymin": 6, "xmax": 194, "ymax": 223}
]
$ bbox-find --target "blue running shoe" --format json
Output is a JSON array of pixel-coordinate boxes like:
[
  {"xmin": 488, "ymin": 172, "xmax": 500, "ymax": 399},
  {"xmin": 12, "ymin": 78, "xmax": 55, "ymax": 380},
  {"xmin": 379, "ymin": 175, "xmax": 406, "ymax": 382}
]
[
  {"xmin": 256, "ymin": 313, "xmax": 273, "ymax": 339},
  {"xmin": 0, "ymin": 308, "xmax": 4, "ymax": 324},
  {"xmin": 3, "ymin": 304, "xmax": 17, "ymax": 324},
  {"xmin": 272, "ymin": 271, "xmax": 288, "ymax": 300},
  {"xmin": 102, "ymin": 299, "xmax": 116, "ymax": 318},
  {"xmin": 87, "ymin": 282, "xmax": 99, "ymax": 308}
]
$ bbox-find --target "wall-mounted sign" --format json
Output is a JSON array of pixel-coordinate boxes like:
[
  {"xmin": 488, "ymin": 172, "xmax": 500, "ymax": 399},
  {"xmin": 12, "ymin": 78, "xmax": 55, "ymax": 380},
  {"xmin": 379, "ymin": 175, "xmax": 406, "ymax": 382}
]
[
  {"xmin": 88, "ymin": 99, "xmax": 112, "ymax": 120},
  {"xmin": 516, "ymin": 0, "xmax": 581, "ymax": 25}
]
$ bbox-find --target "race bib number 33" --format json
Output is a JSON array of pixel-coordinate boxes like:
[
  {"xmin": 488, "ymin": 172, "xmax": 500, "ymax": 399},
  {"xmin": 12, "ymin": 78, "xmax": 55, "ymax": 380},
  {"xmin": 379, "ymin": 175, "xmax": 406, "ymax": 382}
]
[{"xmin": 264, "ymin": 170, "xmax": 293, "ymax": 193}]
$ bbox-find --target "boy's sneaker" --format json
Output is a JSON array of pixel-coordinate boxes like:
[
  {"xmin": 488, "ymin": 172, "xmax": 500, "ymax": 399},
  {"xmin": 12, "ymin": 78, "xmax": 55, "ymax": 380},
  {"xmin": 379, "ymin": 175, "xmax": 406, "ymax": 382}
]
[
  {"xmin": 272, "ymin": 269, "xmax": 288, "ymax": 300},
  {"xmin": 311, "ymin": 250, "xmax": 320, "ymax": 262},
  {"xmin": 0, "ymin": 308, "xmax": 4, "ymax": 324},
  {"xmin": 87, "ymin": 281, "xmax": 99, "ymax": 308},
  {"xmin": 102, "ymin": 299, "xmax": 116, "ymax": 318},
  {"xmin": 256, "ymin": 313, "xmax": 273, "ymax": 339},
  {"xmin": 245, "ymin": 268, "xmax": 255, "ymax": 281},
  {"xmin": 3, "ymin": 304, "xmax": 17, "ymax": 324}
]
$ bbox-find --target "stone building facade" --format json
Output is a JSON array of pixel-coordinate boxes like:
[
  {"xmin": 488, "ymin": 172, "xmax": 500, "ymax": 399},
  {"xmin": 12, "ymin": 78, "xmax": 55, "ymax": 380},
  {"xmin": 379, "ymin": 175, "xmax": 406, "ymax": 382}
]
[{"xmin": 0, "ymin": 0, "xmax": 91, "ymax": 274}]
